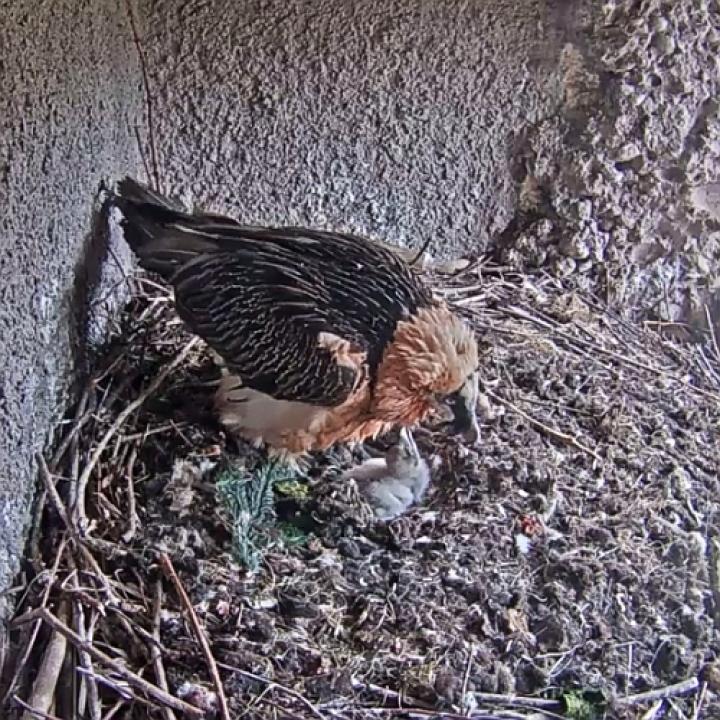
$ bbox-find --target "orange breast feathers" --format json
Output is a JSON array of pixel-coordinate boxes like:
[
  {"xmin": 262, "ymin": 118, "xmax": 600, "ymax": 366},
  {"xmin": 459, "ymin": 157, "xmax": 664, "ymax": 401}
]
[
  {"xmin": 215, "ymin": 303, "xmax": 477, "ymax": 455},
  {"xmin": 307, "ymin": 304, "xmax": 478, "ymax": 450}
]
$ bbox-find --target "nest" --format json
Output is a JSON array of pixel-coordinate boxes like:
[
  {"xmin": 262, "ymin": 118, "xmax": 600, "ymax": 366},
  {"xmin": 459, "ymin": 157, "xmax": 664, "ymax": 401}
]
[{"xmin": 2, "ymin": 260, "xmax": 719, "ymax": 720}]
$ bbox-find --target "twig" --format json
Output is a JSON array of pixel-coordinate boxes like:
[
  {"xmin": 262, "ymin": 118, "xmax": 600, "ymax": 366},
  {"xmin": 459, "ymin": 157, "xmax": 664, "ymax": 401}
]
[
  {"xmin": 640, "ymin": 700, "xmax": 664, "ymax": 720},
  {"xmin": 1, "ymin": 536, "xmax": 68, "ymax": 707},
  {"xmin": 121, "ymin": 447, "xmax": 140, "ymax": 543},
  {"xmin": 151, "ymin": 580, "xmax": 178, "ymax": 720},
  {"xmin": 159, "ymin": 553, "xmax": 231, "ymax": 720},
  {"xmin": 690, "ymin": 681, "xmax": 707, "ymax": 720},
  {"xmin": 37, "ymin": 454, "xmax": 76, "ymax": 539},
  {"xmin": 461, "ymin": 644, "xmax": 474, "ymax": 711},
  {"xmin": 133, "ymin": 124, "xmax": 153, "ymax": 188},
  {"xmin": 504, "ymin": 303, "xmax": 720, "ymax": 404},
  {"xmin": 101, "ymin": 699, "xmax": 127, "ymax": 720},
  {"xmin": 14, "ymin": 608, "xmax": 203, "ymax": 717},
  {"xmin": 352, "ymin": 680, "xmax": 562, "ymax": 717},
  {"xmin": 74, "ymin": 338, "xmax": 199, "ymax": 528},
  {"xmin": 21, "ymin": 601, "xmax": 69, "ymax": 720},
  {"xmin": 615, "ymin": 677, "xmax": 700, "ymax": 706},
  {"xmin": 124, "ymin": 0, "xmax": 161, "ymax": 192},
  {"xmin": 218, "ymin": 662, "xmax": 326, "ymax": 720},
  {"xmin": 339, "ymin": 707, "xmax": 530, "ymax": 720},
  {"xmin": 37, "ymin": 456, "xmax": 122, "ymax": 606},
  {"xmin": 485, "ymin": 389, "xmax": 602, "ymax": 463},
  {"xmin": 49, "ymin": 382, "xmax": 94, "ymax": 472},
  {"xmin": 76, "ymin": 667, "xmax": 133, "ymax": 701},
  {"xmin": 72, "ymin": 577, "xmax": 102, "ymax": 720},
  {"xmin": 13, "ymin": 697, "xmax": 63, "ymax": 720},
  {"xmin": 470, "ymin": 692, "xmax": 561, "ymax": 711},
  {"xmin": 350, "ymin": 679, "xmax": 434, "ymax": 710},
  {"xmin": 409, "ymin": 235, "xmax": 433, "ymax": 268},
  {"xmin": 705, "ymin": 304, "xmax": 720, "ymax": 365},
  {"xmin": 709, "ymin": 538, "xmax": 720, "ymax": 630}
]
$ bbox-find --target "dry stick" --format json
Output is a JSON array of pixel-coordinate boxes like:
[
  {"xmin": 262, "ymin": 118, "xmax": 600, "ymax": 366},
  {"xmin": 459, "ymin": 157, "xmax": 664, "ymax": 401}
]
[
  {"xmin": 218, "ymin": 662, "xmax": 326, "ymax": 720},
  {"xmin": 470, "ymin": 692, "xmax": 560, "ymax": 711},
  {"xmin": 614, "ymin": 677, "xmax": 699, "ymax": 707},
  {"xmin": 74, "ymin": 338, "xmax": 199, "ymax": 528},
  {"xmin": 124, "ymin": 0, "xmax": 161, "ymax": 192},
  {"xmin": 72, "ymin": 580, "xmax": 102, "ymax": 720},
  {"xmin": 21, "ymin": 601, "xmax": 70, "ymax": 720},
  {"xmin": 349, "ymin": 679, "xmax": 433, "ymax": 711},
  {"xmin": 76, "ymin": 668, "xmax": 133, "ymax": 702},
  {"xmin": 691, "ymin": 682, "xmax": 708, "ymax": 720},
  {"xmin": 13, "ymin": 697, "xmax": 64, "ymax": 720},
  {"xmin": 704, "ymin": 304, "xmax": 720, "ymax": 366},
  {"xmin": 1, "ymin": 536, "xmax": 68, "ymax": 707},
  {"xmin": 711, "ymin": 538, "xmax": 720, "ymax": 632},
  {"xmin": 15, "ymin": 608, "xmax": 203, "ymax": 717},
  {"xmin": 121, "ymin": 447, "xmax": 140, "ymax": 543},
  {"xmin": 505, "ymin": 303, "xmax": 720, "ymax": 404},
  {"xmin": 37, "ymin": 456, "xmax": 121, "ymax": 606},
  {"xmin": 133, "ymin": 124, "xmax": 153, "ymax": 188},
  {"xmin": 159, "ymin": 554, "xmax": 232, "ymax": 720},
  {"xmin": 461, "ymin": 644, "xmax": 474, "ymax": 711},
  {"xmin": 640, "ymin": 700, "xmax": 664, "ymax": 720},
  {"xmin": 151, "ymin": 580, "xmax": 178, "ymax": 720},
  {"xmin": 351, "ymin": 680, "xmax": 562, "ymax": 718},
  {"xmin": 49, "ymin": 383, "xmax": 94, "ymax": 472},
  {"xmin": 484, "ymin": 389, "xmax": 602, "ymax": 463},
  {"xmin": 343, "ymin": 705, "xmax": 526, "ymax": 720},
  {"xmin": 408, "ymin": 235, "xmax": 433, "ymax": 268},
  {"xmin": 102, "ymin": 699, "xmax": 127, "ymax": 720},
  {"xmin": 37, "ymin": 455, "xmax": 76, "ymax": 539}
]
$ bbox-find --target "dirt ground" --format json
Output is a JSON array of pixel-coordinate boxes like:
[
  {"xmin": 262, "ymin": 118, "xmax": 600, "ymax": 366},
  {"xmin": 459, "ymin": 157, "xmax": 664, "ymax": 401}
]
[{"xmin": 2, "ymin": 258, "xmax": 718, "ymax": 719}]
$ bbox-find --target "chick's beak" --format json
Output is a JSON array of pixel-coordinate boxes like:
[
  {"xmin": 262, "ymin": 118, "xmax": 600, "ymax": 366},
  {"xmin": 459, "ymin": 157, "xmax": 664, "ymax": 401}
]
[{"xmin": 398, "ymin": 426, "xmax": 419, "ymax": 455}]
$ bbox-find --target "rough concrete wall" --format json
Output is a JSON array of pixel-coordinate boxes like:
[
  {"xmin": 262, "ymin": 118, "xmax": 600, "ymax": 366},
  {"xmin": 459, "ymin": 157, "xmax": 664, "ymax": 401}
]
[
  {"xmin": 491, "ymin": 0, "xmax": 720, "ymax": 332},
  {"xmin": 145, "ymin": 0, "xmax": 719, "ymax": 330},
  {"xmin": 144, "ymin": 0, "xmax": 595, "ymax": 259},
  {"xmin": 0, "ymin": 0, "xmax": 142, "ymax": 617}
]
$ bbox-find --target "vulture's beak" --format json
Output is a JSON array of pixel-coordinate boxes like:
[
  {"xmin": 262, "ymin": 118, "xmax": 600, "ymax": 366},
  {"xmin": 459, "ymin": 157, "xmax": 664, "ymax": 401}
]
[{"xmin": 446, "ymin": 372, "xmax": 480, "ymax": 444}]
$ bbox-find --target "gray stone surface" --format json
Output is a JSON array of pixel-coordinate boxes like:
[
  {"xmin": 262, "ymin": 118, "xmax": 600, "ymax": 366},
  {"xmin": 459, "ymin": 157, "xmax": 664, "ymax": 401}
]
[
  {"xmin": 144, "ymin": 0, "xmax": 720, "ymax": 332},
  {"xmin": 144, "ymin": 0, "xmax": 595, "ymax": 259},
  {"xmin": 493, "ymin": 0, "xmax": 720, "ymax": 333},
  {"xmin": 0, "ymin": 0, "xmax": 142, "ymax": 618}
]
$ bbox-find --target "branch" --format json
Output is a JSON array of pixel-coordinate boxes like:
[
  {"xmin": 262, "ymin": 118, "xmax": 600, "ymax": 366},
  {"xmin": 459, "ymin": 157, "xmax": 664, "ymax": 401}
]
[
  {"xmin": 159, "ymin": 553, "xmax": 231, "ymax": 720},
  {"xmin": 14, "ymin": 608, "xmax": 203, "ymax": 717},
  {"xmin": 615, "ymin": 677, "xmax": 699, "ymax": 707}
]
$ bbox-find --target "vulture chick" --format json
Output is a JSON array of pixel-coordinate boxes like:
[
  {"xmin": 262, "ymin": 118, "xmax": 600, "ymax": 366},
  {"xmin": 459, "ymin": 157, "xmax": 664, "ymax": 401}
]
[{"xmin": 341, "ymin": 427, "xmax": 430, "ymax": 520}]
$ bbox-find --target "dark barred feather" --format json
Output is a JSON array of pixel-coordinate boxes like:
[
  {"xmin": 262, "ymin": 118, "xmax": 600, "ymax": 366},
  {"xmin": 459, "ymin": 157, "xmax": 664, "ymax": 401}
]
[{"xmin": 114, "ymin": 177, "xmax": 435, "ymax": 406}]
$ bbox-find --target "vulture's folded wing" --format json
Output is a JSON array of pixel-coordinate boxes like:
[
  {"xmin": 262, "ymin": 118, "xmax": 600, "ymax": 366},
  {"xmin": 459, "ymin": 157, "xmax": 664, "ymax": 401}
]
[{"xmin": 172, "ymin": 250, "xmax": 365, "ymax": 407}]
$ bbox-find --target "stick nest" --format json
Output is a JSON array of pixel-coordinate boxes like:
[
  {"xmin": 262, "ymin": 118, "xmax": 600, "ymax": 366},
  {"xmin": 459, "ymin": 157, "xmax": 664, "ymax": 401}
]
[{"xmin": 2, "ymin": 260, "xmax": 719, "ymax": 720}]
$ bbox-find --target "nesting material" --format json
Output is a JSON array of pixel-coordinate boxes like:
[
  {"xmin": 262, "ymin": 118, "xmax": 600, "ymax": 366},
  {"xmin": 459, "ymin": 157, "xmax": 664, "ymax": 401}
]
[{"xmin": 3, "ymin": 260, "xmax": 719, "ymax": 720}]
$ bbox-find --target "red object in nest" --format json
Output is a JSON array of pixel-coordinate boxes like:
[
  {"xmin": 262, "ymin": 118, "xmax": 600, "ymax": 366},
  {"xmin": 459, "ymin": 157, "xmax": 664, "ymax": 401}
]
[{"xmin": 518, "ymin": 514, "xmax": 543, "ymax": 536}]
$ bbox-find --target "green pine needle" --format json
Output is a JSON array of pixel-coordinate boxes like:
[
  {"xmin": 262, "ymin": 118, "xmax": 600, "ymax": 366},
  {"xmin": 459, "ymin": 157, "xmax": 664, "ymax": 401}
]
[
  {"xmin": 563, "ymin": 690, "xmax": 602, "ymax": 720},
  {"xmin": 215, "ymin": 459, "xmax": 296, "ymax": 571}
]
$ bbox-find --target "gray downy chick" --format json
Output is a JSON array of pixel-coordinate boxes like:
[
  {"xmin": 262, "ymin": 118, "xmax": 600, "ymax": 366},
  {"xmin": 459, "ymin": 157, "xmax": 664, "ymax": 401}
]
[{"xmin": 341, "ymin": 428, "xmax": 430, "ymax": 521}]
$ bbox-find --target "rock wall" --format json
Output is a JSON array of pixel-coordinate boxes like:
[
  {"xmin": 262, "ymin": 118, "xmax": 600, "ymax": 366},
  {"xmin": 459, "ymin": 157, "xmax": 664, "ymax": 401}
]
[
  {"xmin": 0, "ymin": 0, "xmax": 143, "ymax": 618},
  {"xmin": 144, "ymin": 0, "xmax": 719, "ymax": 332},
  {"xmin": 143, "ymin": 0, "xmax": 594, "ymax": 259},
  {"xmin": 495, "ymin": 0, "xmax": 720, "ymax": 334}
]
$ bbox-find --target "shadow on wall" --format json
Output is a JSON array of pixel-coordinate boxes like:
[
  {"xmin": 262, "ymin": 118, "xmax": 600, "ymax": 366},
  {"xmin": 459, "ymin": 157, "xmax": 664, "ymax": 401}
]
[{"xmin": 67, "ymin": 185, "xmax": 133, "ymax": 382}]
